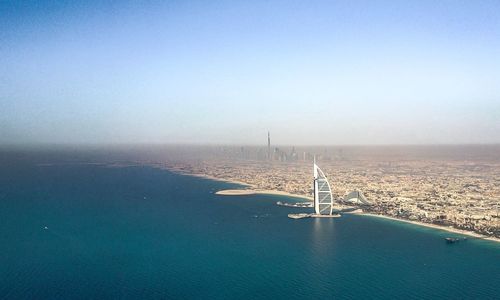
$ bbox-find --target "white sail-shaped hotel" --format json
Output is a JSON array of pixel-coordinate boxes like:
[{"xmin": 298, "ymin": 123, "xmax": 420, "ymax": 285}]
[
  {"xmin": 288, "ymin": 160, "xmax": 339, "ymax": 219},
  {"xmin": 313, "ymin": 159, "xmax": 334, "ymax": 215}
]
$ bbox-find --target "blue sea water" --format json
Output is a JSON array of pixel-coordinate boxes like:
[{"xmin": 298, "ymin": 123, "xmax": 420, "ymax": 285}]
[{"xmin": 0, "ymin": 162, "xmax": 498, "ymax": 299}]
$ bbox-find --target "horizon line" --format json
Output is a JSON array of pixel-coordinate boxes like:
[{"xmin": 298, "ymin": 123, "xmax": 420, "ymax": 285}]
[{"xmin": 1, "ymin": 142, "xmax": 500, "ymax": 149}]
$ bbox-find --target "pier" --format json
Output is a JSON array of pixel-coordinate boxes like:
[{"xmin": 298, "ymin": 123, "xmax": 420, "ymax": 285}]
[{"xmin": 288, "ymin": 213, "xmax": 341, "ymax": 219}]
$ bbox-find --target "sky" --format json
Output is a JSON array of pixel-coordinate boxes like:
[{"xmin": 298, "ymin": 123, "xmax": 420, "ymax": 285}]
[{"xmin": 1, "ymin": 0, "xmax": 499, "ymax": 145}]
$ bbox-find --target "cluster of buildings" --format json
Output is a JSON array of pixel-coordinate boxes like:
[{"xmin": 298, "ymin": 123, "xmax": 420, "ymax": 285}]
[{"xmin": 161, "ymin": 141, "xmax": 500, "ymax": 238}]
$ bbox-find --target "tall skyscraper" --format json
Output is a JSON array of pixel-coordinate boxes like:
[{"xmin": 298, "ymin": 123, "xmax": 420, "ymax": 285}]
[{"xmin": 267, "ymin": 131, "xmax": 271, "ymax": 160}]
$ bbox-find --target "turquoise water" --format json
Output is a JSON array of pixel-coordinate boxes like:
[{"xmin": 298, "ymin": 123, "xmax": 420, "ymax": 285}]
[{"xmin": 0, "ymin": 163, "xmax": 499, "ymax": 299}]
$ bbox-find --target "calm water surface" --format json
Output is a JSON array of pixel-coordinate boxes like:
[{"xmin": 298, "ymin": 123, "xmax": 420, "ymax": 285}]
[{"xmin": 0, "ymin": 163, "xmax": 498, "ymax": 299}]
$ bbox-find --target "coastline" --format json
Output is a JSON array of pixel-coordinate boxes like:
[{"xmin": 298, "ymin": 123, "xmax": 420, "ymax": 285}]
[
  {"xmin": 361, "ymin": 213, "xmax": 500, "ymax": 243},
  {"xmin": 163, "ymin": 167, "xmax": 499, "ymax": 244},
  {"xmin": 216, "ymin": 188, "xmax": 312, "ymax": 200},
  {"xmin": 165, "ymin": 168, "xmax": 313, "ymax": 200},
  {"xmin": 254, "ymin": 190, "xmax": 312, "ymax": 201},
  {"xmin": 175, "ymin": 172, "xmax": 254, "ymax": 189}
]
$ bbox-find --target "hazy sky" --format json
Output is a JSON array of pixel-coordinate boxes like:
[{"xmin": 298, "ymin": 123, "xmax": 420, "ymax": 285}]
[{"xmin": 1, "ymin": 0, "xmax": 499, "ymax": 145}]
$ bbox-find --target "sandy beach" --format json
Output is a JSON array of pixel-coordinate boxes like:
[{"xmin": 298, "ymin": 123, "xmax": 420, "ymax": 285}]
[
  {"xmin": 360, "ymin": 213, "xmax": 500, "ymax": 243},
  {"xmin": 175, "ymin": 172, "xmax": 253, "ymax": 188},
  {"xmin": 168, "ymin": 170, "xmax": 314, "ymax": 200},
  {"xmin": 216, "ymin": 189, "xmax": 256, "ymax": 196},
  {"xmin": 216, "ymin": 189, "xmax": 312, "ymax": 200}
]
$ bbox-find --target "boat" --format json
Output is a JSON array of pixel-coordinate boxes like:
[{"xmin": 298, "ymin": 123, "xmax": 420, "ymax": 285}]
[
  {"xmin": 445, "ymin": 237, "xmax": 466, "ymax": 244},
  {"xmin": 277, "ymin": 201, "xmax": 313, "ymax": 208}
]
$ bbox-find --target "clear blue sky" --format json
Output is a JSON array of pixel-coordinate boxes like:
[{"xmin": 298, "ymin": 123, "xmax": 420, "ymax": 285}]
[{"xmin": 1, "ymin": 0, "xmax": 499, "ymax": 145}]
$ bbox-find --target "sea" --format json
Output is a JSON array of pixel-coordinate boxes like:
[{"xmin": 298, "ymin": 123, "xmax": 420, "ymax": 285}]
[{"xmin": 0, "ymin": 151, "xmax": 499, "ymax": 299}]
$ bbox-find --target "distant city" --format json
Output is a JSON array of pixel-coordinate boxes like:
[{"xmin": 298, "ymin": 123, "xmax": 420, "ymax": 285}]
[{"xmin": 153, "ymin": 133, "xmax": 500, "ymax": 239}]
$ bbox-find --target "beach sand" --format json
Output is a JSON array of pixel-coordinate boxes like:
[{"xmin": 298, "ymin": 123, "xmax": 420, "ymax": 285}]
[
  {"xmin": 361, "ymin": 213, "xmax": 500, "ymax": 243},
  {"xmin": 216, "ymin": 189, "xmax": 312, "ymax": 200},
  {"xmin": 215, "ymin": 189, "xmax": 256, "ymax": 196}
]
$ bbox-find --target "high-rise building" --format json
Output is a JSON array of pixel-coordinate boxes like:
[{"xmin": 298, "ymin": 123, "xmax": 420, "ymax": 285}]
[
  {"xmin": 313, "ymin": 159, "xmax": 334, "ymax": 215},
  {"xmin": 290, "ymin": 146, "xmax": 297, "ymax": 161},
  {"xmin": 267, "ymin": 131, "xmax": 271, "ymax": 160}
]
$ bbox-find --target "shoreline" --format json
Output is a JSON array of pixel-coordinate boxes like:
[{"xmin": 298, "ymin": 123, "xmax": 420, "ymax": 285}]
[
  {"xmin": 166, "ymin": 169, "xmax": 313, "ymax": 200},
  {"xmin": 216, "ymin": 189, "xmax": 313, "ymax": 200},
  {"xmin": 163, "ymin": 167, "xmax": 499, "ymax": 244},
  {"xmin": 360, "ymin": 213, "xmax": 500, "ymax": 243},
  {"xmin": 173, "ymin": 171, "xmax": 254, "ymax": 189}
]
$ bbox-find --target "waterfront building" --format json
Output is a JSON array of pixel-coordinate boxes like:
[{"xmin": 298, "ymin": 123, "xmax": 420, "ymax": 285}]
[
  {"xmin": 344, "ymin": 190, "xmax": 371, "ymax": 205},
  {"xmin": 267, "ymin": 131, "xmax": 271, "ymax": 160},
  {"xmin": 313, "ymin": 159, "xmax": 335, "ymax": 215}
]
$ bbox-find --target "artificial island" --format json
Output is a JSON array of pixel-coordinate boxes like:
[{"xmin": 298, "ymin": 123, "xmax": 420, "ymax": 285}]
[{"xmin": 218, "ymin": 158, "xmax": 348, "ymax": 219}]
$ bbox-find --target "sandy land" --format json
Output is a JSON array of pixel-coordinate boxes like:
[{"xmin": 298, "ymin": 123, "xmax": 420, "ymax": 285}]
[
  {"xmin": 215, "ymin": 189, "xmax": 312, "ymax": 200},
  {"xmin": 179, "ymin": 171, "xmax": 312, "ymax": 200},
  {"xmin": 253, "ymin": 190, "xmax": 312, "ymax": 200},
  {"xmin": 215, "ymin": 189, "xmax": 256, "ymax": 196},
  {"xmin": 183, "ymin": 173, "xmax": 253, "ymax": 188}
]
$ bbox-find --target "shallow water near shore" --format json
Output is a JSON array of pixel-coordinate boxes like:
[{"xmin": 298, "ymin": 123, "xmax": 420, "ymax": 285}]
[{"xmin": 0, "ymin": 163, "xmax": 498, "ymax": 299}]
